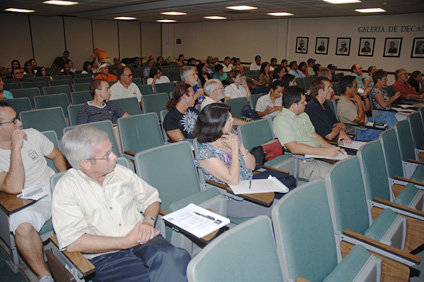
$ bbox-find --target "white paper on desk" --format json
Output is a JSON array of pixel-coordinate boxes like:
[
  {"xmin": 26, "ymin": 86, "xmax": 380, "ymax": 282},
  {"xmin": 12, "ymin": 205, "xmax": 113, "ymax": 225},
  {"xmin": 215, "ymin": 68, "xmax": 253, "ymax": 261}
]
[
  {"xmin": 162, "ymin": 203, "xmax": 230, "ymax": 238},
  {"xmin": 397, "ymin": 104, "xmax": 417, "ymax": 109},
  {"xmin": 228, "ymin": 176, "xmax": 289, "ymax": 195},
  {"xmin": 17, "ymin": 184, "xmax": 49, "ymax": 201},
  {"xmin": 391, "ymin": 107, "xmax": 416, "ymax": 113},
  {"xmin": 339, "ymin": 140, "xmax": 366, "ymax": 151},
  {"xmin": 305, "ymin": 153, "xmax": 348, "ymax": 161}
]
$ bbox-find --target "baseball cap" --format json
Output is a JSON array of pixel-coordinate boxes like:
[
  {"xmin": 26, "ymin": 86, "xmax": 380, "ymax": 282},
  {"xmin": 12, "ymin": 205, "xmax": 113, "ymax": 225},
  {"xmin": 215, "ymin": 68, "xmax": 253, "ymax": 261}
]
[
  {"xmin": 307, "ymin": 58, "xmax": 315, "ymax": 64},
  {"xmin": 99, "ymin": 63, "xmax": 109, "ymax": 69},
  {"xmin": 255, "ymin": 55, "xmax": 261, "ymax": 59}
]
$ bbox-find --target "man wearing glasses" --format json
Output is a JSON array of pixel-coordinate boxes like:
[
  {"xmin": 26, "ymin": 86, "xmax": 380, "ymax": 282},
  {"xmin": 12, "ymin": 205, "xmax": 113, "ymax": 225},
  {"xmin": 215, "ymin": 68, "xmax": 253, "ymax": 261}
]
[
  {"xmin": 52, "ymin": 125, "xmax": 190, "ymax": 282},
  {"xmin": 0, "ymin": 101, "xmax": 67, "ymax": 282},
  {"xmin": 11, "ymin": 68, "xmax": 25, "ymax": 82},
  {"xmin": 110, "ymin": 67, "xmax": 143, "ymax": 106}
]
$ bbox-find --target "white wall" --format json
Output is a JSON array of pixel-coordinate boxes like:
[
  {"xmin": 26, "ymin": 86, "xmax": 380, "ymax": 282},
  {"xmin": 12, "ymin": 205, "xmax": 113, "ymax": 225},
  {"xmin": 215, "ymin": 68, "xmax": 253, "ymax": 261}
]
[{"xmin": 162, "ymin": 13, "xmax": 424, "ymax": 75}]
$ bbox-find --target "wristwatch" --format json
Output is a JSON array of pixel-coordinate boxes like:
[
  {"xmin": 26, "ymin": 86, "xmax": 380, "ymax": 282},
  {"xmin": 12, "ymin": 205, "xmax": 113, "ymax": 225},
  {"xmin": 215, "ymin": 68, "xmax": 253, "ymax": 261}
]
[{"xmin": 146, "ymin": 216, "xmax": 156, "ymax": 222}]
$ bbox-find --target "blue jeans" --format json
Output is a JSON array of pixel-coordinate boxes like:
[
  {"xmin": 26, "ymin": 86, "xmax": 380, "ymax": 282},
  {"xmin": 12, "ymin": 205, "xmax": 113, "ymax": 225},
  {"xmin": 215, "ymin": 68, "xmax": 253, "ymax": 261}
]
[
  {"xmin": 89, "ymin": 235, "xmax": 190, "ymax": 282},
  {"xmin": 357, "ymin": 112, "xmax": 398, "ymax": 141}
]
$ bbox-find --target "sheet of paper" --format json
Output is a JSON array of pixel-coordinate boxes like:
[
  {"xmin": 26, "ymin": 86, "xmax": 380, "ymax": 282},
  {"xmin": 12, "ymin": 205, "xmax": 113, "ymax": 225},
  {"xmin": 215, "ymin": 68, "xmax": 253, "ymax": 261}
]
[
  {"xmin": 392, "ymin": 107, "xmax": 416, "ymax": 113},
  {"xmin": 17, "ymin": 184, "xmax": 49, "ymax": 201},
  {"xmin": 228, "ymin": 176, "xmax": 289, "ymax": 195},
  {"xmin": 339, "ymin": 140, "xmax": 366, "ymax": 151},
  {"xmin": 305, "ymin": 153, "xmax": 348, "ymax": 161},
  {"xmin": 162, "ymin": 203, "xmax": 230, "ymax": 238},
  {"xmin": 397, "ymin": 104, "xmax": 417, "ymax": 109}
]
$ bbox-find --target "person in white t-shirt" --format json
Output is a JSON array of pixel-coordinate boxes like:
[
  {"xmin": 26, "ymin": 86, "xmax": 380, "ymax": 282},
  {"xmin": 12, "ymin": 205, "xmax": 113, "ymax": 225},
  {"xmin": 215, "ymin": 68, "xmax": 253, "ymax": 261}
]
[
  {"xmin": 147, "ymin": 66, "xmax": 170, "ymax": 89},
  {"xmin": 224, "ymin": 70, "xmax": 252, "ymax": 101},
  {"xmin": 249, "ymin": 55, "xmax": 261, "ymax": 71},
  {"xmin": 110, "ymin": 67, "xmax": 143, "ymax": 106},
  {"xmin": 256, "ymin": 80, "xmax": 284, "ymax": 119}
]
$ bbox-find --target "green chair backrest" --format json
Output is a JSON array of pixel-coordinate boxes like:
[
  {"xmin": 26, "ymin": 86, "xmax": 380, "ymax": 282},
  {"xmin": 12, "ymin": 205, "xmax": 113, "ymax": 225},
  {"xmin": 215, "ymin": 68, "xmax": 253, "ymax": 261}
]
[
  {"xmin": 33, "ymin": 76, "xmax": 51, "ymax": 83},
  {"xmin": 304, "ymin": 76, "xmax": 313, "ymax": 90},
  {"xmin": 327, "ymin": 100, "xmax": 340, "ymax": 122},
  {"xmin": 34, "ymin": 94, "xmax": 69, "ymax": 117},
  {"xmin": 118, "ymin": 113, "xmax": 164, "ymax": 155},
  {"xmin": 43, "ymin": 85, "xmax": 71, "ymax": 103},
  {"xmin": 159, "ymin": 110, "xmax": 169, "ymax": 142},
  {"xmin": 333, "ymin": 82, "xmax": 341, "ymax": 96},
  {"xmin": 132, "ymin": 77, "xmax": 143, "ymax": 86},
  {"xmin": 42, "ymin": 130, "xmax": 59, "ymax": 173},
  {"xmin": 20, "ymin": 107, "xmax": 67, "ymax": 139},
  {"xmin": 108, "ymin": 80, "xmax": 118, "ymax": 87},
  {"xmin": 74, "ymin": 73, "xmax": 92, "ymax": 79},
  {"xmin": 385, "ymin": 85, "xmax": 395, "ymax": 97},
  {"xmin": 71, "ymin": 90, "xmax": 92, "ymax": 105},
  {"xmin": 63, "ymin": 120, "xmax": 120, "ymax": 157},
  {"xmin": 167, "ymin": 70, "xmax": 181, "ymax": 83},
  {"xmin": 73, "ymin": 77, "xmax": 93, "ymax": 84},
  {"xmin": 379, "ymin": 129, "xmax": 404, "ymax": 179},
  {"xmin": 224, "ymin": 97, "xmax": 249, "ymax": 119},
  {"xmin": 6, "ymin": 97, "xmax": 32, "ymax": 114},
  {"xmin": 67, "ymin": 104, "xmax": 83, "ymax": 126},
  {"xmin": 135, "ymin": 142, "xmax": 201, "ymax": 211},
  {"xmin": 21, "ymin": 81, "xmax": 46, "ymax": 92},
  {"xmin": 10, "ymin": 87, "xmax": 40, "ymax": 108},
  {"xmin": 72, "ymin": 83, "xmax": 91, "ymax": 92},
  {"xmin": 249, "ymin": 93, "xmax": 264, "ymax": 110},
  {"xmin": 295, "ymin": 78, "xmax": 306, "ymax": 89},
  {"xmin": 187, "ymin": 216, "xmax": 283, "ymax": 282},
  {"xmin": 358, "ymin": 140, "xmax": 392, "ymax": 202},
  {"xmin": 154, "ymin": 82, "xmax": 175, "ymax": 95},
  {"xmin": 237, "ymin": 119, "xmax": 273, "ymax": 151},
  {"xmin": 110, "ymin": 97, "xmax": 141, "ymax": 123},
  {"xmin": 141, "ymin": 93, "xmax": 169, "ymax": 117},
  {"xmin": 49, "ymin": 78, "xmax": 72, "ymax": 90},
  {"xmin": 138, "ymin": 85, "xmax": 154, "ymax": 95},
  {"xmin": 4, "ymin": 83, "xmax": 20, "ymax": 91},
  {"xmin": 272, "ymin": 180, "xmax": 337, "ymax": 281},
  {"xmin": 53, "ymin": 75, "xmax": 72, "ymax": 80},
  {"xmin": 325, "ymin": 157, "xmax": 370, "ymax": 235},
  {"xmin": 409, "ymin": 113, "xmax": 424, "ymax": 148},
  {"xmin": 395, "ymin": 120, "xmax": 416, "ymax": 161}
]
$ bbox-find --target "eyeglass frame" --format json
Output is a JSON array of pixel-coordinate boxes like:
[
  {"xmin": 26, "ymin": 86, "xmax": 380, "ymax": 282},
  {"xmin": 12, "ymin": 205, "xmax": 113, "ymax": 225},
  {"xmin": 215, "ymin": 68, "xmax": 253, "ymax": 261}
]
[{"xmin": 0, "ymin": 115, "xmax": 20, "ymax": 126}]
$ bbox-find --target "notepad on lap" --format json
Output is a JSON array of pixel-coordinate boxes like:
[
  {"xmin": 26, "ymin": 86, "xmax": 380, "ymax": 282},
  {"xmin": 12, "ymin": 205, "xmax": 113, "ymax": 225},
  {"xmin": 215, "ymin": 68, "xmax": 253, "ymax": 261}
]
[{"xmin": 228, "ymin": 176, "xmax": 289, "ymax": 195}]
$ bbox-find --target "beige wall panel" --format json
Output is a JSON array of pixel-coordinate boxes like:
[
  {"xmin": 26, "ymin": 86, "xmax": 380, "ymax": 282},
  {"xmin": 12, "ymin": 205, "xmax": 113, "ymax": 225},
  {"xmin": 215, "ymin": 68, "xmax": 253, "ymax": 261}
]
[
  {"xmin": 64, "ymin": 17, "xmax": 93, "ymax": 70},
  {"xmin": 119, "ymin": 21, "xmax": 141, "ymax": 59},
  {"xmin": 31, "ymin": 16, "xmax": 65, "ymax": 68},
  {"xmin": 92, "ymin": 20, "xmax": 119, "ymax": 63},
  {"xmin": 141, "ymin": 23, "xmax": 161, "ymax": 58},
  {"xmin": 0, "ymin": 14, "xmax": 33, "ymax": 68}
]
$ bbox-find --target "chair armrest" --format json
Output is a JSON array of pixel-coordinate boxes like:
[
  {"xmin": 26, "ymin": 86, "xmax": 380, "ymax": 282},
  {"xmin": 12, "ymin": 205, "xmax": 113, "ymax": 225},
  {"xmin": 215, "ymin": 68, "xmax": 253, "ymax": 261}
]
[
  {"xmin": 262, "ymin": 165, "xmax": 289, "ymax": 175},
  {"xmin": 0, "ymin": 191, "xmax": 36, "ymax": 215},
  {"xmin": 159, "ymin": 208, "xmax": 169, "ymax": 216},
  {"xmin": 49, "ymin": 235, "xmax": 95, "ymax": 277},
  {"xmin": 296, "ymin": 278, "xmax": 311, "ymax": 282},
  {"xmin": 394, "ymin": 176, "xmax": 424, "ymax": 187},
  {"xmin": 406, "ymin": 158, "xmax": 424, "ymax": 165},
  {"xmin": 124, "ymin": 150, "xmax": 136, "ymax": 157},
  {"xmin": 373, "ymin": 197, "xmax": 424, "ymax": 218},
  {"xmin": 342, "ymin": 229, "xmax": 420, "ymax": 265}
]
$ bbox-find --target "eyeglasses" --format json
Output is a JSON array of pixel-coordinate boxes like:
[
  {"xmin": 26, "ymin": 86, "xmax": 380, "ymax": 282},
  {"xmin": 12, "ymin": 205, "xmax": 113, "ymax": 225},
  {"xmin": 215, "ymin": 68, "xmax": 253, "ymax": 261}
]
[
  {"xmin": 85, "ymin": 150, "xmax": 114, "ymax": 161},
  {"xmin": 14, "ymin": 71, "xmax": 23, "ymax": 75},
  {"xmin": 0, "ymin": 115, "xmax": 19, "ymax": 126}
]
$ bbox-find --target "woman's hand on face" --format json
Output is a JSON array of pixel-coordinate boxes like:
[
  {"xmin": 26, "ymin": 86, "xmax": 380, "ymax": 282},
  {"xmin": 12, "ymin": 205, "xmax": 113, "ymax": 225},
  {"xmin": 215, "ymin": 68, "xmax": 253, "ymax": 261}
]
[{"xmin": 222, "ymin": 133, "xmax": 240, "ymax": 151}]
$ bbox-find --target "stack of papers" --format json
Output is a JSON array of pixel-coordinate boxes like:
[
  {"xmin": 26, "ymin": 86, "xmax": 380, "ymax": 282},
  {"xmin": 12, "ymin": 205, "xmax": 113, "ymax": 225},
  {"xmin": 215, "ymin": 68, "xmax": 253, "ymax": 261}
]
[
  {"xmin": 228, "ymin": 176, "xmax": 289, "ymax": 195},
  {"xmin": 162, "ymin": 203, "xmax": 230, "ymax": 238},
  {"xmin": 305, "ymin": 153, "xmax": 348, "ymax": 161},
  {"xmin": 17, "ymin": 184, "xmax": 50, "ymax": 201},
  {"xmin": 339, "ymin": 140, "xmax": 366, "ymax": 151}
]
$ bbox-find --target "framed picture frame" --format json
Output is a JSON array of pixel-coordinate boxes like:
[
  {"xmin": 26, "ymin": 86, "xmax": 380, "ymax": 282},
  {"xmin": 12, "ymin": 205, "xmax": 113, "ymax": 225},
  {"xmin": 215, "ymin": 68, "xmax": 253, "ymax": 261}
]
[
  {"xmin": 411, "ymin": 37, "xmax": 424, "ymax": 58},
  {"xmin": 358, "ymin": 37, "xmax": 375, "ymax": 57},
  {"xmin": 315, "ymin": 37, "xmax": 329, "ymax": 55},
  {"xmin": 383, "ymin": 37, "xmax": 402, "ymax": 57},
  {"xmin": 336, "ymin": 37, "xmax": 351, "ymax": 56},
  {"xmin": 295, "ymin": 37, "xmax": 308, "ymax": 54}
]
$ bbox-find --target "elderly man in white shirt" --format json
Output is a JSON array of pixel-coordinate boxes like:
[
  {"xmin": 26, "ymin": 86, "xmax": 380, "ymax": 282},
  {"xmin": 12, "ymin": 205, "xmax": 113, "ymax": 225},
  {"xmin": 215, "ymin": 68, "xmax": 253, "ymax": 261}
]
[{"xmin": 110, "ymin": 67, "xmax": 143, "ymax": 106}]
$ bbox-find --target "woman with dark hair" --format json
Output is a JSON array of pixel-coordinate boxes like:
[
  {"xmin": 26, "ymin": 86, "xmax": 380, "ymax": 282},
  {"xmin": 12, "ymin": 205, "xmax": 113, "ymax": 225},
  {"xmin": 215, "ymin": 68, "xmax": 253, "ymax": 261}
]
[
  {"xmin": 272, "ymin": 66, "xmax": 287, "ymax": 81},
  {"xmin": 177, "ymin": 54, "xmax": 185, "ymax": 66},
  {"xmin": 147, "ymin": 66, "xmax": 170, "ymax": 88},
  {"xmin": 280, "ymin": 74, "xmax": 297, "ymax": 89},
  {"xmin": 364, "ymin": 65, "xmax": 376, "ymax": 89},
  {"xmin": 23, "ymin": 60, "xmax": 35, "ymax": 76},
  {"xmin": 299, "ymin": 61, "xmax": 308, "ymax": 77},
  {"xmin": 194, "ymin": 103, "xmax": 255, "ymax": 185},
  {"xmin": 35, "ymin": 66, "xmax": 53, "ymax": 80},
  {"xmin": 81, "ymin": 61, "xmax": 94, "ymax": 77},
  {"xmin": 258, "ymin": 62, "xmax": 272, "ymax": 87},
  {"xmin": 408, "ymin": 71, "xmax": 423, "ymax": 93},
  {"xmin": 197, "ymin": 63, "xmax": 211, "ymax": 87},
  {"xmin": 370, "ymin": 69, "xmax": 401, "ymax": 110},
  {"xmin": 163, "ymin": 83, "xmax": 198, "ymax": 142},
  {"xmin": 255, "ymin": 80, "xmax": 284, "ymax": 119},
  {"xmin": 224, "ymin": 70, "xmax": 251, "ymax": 100},
  {"xmin": 10, "ymin": 59, "xmax": 21, "ymax": 72}
]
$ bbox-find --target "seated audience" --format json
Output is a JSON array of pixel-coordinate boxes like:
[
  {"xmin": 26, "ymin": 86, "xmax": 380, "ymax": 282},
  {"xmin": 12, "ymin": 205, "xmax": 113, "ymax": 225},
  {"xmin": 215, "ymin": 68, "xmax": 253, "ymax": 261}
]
[
  {"xmin": 53, "ymin": 125, "xmax": 190, "ymax": 282},
  {"xmin": 408, "ymin": 70, "xmax": 423, "ymax": 93},
  {"xmin": 94, "ymin": 63, "xmax": 118, "ymax": 81},
  {"xmin": 67, "ymin": 60, "xmax": 76, "ymax": 73},
  {"xmin": 156, "ymin": 56, "xmax": 167, "ymax": 67},
  {"xmin": 109, "ymin": 57, "xmax": 124, "ymax": 76},
  {"xmin": 77, "ymin": 79, "xmax": 129, "ymax": 125},
  {"xmin": 393, "ymin": 68, "xmax": 422, "ymax": 100},
  {"xmin": 163, "ymin": 83, "xmax": 198, "ymax": 142},
  {"xmin": 52, "ymin": 50, "xmax": 69, "ymax": 70},
  {"xmin": 0, "ymin": 66, "xmax": 7, "ymax": 80},
  {"xmin": 256, "ymin": 80, "xmax": 284, "ymax": 119},
  {"xmin": 224, "ymin": 70, "xmax": 251, "ymax": 100},
  {"xmin": 317, "ymin": 67, "xmax": 332, "ymax": 81},
  {"xmin": 351, "ymin": 64, "xmax": 365, "ymax": 89},
  {"xmin": 213, "ymin": 64, "xmax": 227, "ymax": 82},
  {"xmin": 370, "ymin": 69, "xmax": 401, "ymax": 110},
  {"xmin": 337, "ymin": 75, "xmax": 398, "ymax": 141},
  {"xmin": 143, "ymin": 59, "xmax": 155, "ymax": 79},
  {"xmin": 197, "ymin": 63, "xmax": 211, "ymax": 87},
  {"xmin": 307, "ymin": 59, "xmax": 316, "ymax": 77},
  {"xmin": 270, "ymin": 58, "xmax": 278, "ymax": 72},
  {"xmin": 299, "ymin": 61, "xmax": 308, "ymax": 77},
  {"xmin": 110, "ymin": 67, "xmax": 142, "ymax": 106},
  {"xmin": 147, "ymin": 66, "xmax": 170, "ymax": 88},
  {"xmin": 305, "ymin": 77, "xmax": 351, "ymax": 143},
  {"xmin": 288, "ymin": 61, "xmax": 305, "ymax": 78},
  {"xmin": 281, "ymin": 59, "xmax": 288, "ymax": 68},
  {"xmin": 0, "ymin": 77, "xmax": 14, "ymax": 99},
  {"xmin": 11, "ymin": 68, "xmax": 25, "ymax": 82},
  {"xmin": 23, "ymin": 60, "xmax": 35, "ymax": 76},
  {"xmin": 10, "ymin": 59, "xmax": 21, "ymax": 73},
  {"xmin": 364, "ymin": 65, "xmax": 376, "ymax": 89},
  {"xmin": 221, "ymin": 57, "xmax": 232, "ymax": 72},
  {"xmin": 176, "ymin": 54, "xmax": 185, "ymax": 66},
  {"xmin": 250, "ymin": 55, "xmax": 261, "ymax": 71},
  {"xmin": 187, "ymin": 58, "xmax": 197, "ymax": 66},
  {"xmin": 273, "ymin": 86, "xmax": 343, "ymax": 180},
  {"xmin": 194, "ymin": 103, "xmax": 255, "ymax": 185},
  {"xmin": 35, "ymin": 67, "xmax": 52, "ymax": 80},
  {"xmin": 81, "ymin": 61, "xmax": 94, "ymax": 77},
  {"xmin": 60, "ymin": 63, "xmax": 74, "ymax": 77},
  {"xmin": 258, "ymin": 62, "xmax": 272, "ymax": 88},
  {"xmin": 272, "ymin": 66, "xmax": 287, "ymax": 82},
  {"xmin": 281, "ymin": 74, "xmax": 297, "ymax": 88}
]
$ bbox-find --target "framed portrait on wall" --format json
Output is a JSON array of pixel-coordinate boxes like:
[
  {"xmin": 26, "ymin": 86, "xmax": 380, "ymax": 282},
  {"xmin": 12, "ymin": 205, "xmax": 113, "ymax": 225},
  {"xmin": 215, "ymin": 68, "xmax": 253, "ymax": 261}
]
[
  {"xmin": 358, "ymin": 38, "xmax": 375, "ymax": 57},
  {"xmin": 411, "ymin": 37, "xmax": 424, "ymax": 58},
  {"xmin": 383, "ymin": 38, "xmax": 402, "ymax": 57},
  {"xmin": 315, "ymin": 37, "xmax": 329, "ymax": 55},
  {"xmin": 296, "ymin": 37, "xmax": 308, "ymax": 54},
  {"xmin": 336, "ymin": 37, "xmax": 351, "ymax": 56}
]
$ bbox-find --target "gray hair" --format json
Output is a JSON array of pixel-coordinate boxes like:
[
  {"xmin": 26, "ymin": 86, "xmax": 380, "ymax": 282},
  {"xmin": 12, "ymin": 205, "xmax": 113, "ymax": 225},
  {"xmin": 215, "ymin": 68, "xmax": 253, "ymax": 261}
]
[
  {"xmin": 204, "ymin": 79, "xmax": 222, "ymax": 96},
  {"xmin": 394, "ymin": 68, "xmax": 406, "ymax": 80},
  {"xmin": 61, "ymin": 125, "xmax": 109, "ymax": 169},
  {"xmin": 180, "ymin": 66, "xmax": 195, "ymax": 82}
]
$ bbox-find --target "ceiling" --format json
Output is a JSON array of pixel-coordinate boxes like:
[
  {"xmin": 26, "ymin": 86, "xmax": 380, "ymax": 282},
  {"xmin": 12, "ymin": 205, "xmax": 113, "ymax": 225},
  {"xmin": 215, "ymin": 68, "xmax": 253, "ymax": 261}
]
[{"xmin": 1, "ymin": 0, "xmax": 424, "ymax": 23}]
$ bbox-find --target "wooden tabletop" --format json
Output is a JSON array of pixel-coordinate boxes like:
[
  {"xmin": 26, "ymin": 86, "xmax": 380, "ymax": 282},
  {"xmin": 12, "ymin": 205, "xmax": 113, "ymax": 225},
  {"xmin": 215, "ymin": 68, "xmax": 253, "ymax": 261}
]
[{"xmin": 0, "ymin": 191, "xmax": 36, "ymax": 215}]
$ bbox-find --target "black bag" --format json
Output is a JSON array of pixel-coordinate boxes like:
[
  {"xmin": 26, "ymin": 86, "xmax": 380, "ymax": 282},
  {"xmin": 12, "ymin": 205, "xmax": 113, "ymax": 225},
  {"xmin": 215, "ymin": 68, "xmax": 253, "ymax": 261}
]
[
  {"xmin": 241, "ymin": 105, "xmax": 259, "ymax": 121},
  {"xmin": 250, "ymin": 146, "xmax": 266, "ymax": 169}
]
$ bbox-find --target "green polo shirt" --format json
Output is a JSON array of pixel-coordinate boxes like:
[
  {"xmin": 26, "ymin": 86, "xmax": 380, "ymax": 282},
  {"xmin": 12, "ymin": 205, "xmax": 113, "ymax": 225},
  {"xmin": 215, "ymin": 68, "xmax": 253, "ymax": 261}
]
[{"xmin": 273, "ymin": 108, "xmax": 321, "ymax": 148}]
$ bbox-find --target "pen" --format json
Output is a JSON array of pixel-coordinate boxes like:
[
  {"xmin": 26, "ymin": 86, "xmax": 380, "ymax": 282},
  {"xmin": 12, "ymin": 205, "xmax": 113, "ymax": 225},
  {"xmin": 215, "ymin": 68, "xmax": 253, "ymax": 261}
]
[
  {"xmin": 338, "ymin": 149, "xmax": 347, "ymax": 155},
  {"xmin": 249, "ymin": 180, "xmax": 252, "ymax": 189},
  {"xmin": 193, "ymin": 212, "xmax": 215, "ymax": 221}
]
